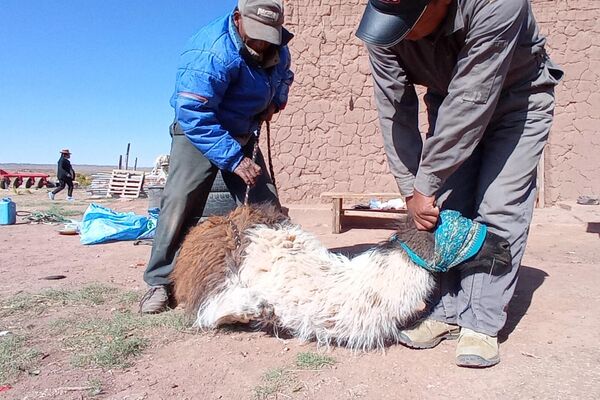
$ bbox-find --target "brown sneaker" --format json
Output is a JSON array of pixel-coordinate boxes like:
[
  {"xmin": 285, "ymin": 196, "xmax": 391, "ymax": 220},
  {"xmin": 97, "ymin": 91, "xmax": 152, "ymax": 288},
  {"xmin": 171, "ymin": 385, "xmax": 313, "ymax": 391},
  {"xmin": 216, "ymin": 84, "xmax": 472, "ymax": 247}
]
[
  {"xmin": 398, "ymin": 319, "xmax": 460, "ymax": 349},
  {"xmin": 139, "ymin": 285, "xmax": 169, "ymax": 314},
  {"xmin": 455, "ymin": 328, "xmax": 500, "ymax": 368}
]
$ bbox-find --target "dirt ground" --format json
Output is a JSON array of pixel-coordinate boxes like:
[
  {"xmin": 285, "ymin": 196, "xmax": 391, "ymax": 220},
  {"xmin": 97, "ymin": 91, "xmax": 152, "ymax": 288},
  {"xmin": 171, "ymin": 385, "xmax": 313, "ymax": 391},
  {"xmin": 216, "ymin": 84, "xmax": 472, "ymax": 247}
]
[{"xmin": 1, "ymin": 188, "xmax": 599, "ymax": 400}]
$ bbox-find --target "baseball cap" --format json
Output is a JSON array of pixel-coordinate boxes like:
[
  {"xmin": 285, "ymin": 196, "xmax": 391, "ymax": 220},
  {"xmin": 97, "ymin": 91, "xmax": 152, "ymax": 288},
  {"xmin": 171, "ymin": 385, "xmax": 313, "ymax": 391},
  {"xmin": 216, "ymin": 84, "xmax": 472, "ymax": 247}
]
[
  {"xmin": 356, "ymin": 0, "xmax": 431, "ymax": 47},
  {"xmin": 238, "ymin": 0, "xmax": 284, "ymax": 45}
]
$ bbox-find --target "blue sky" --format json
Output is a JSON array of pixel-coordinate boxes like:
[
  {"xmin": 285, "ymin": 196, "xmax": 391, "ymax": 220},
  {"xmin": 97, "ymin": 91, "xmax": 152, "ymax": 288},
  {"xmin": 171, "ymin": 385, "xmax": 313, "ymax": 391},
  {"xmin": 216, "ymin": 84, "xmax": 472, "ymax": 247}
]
[{"xmin": 0, "ymin": 0, "xmax": 237, "ymax": 167}]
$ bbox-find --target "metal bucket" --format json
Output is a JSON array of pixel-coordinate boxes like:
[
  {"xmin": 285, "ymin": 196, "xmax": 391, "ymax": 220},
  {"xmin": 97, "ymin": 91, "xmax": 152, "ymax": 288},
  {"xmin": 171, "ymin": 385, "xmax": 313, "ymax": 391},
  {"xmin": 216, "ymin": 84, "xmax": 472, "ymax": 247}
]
[{"xmin": 147, "ymin": 185, "xmax": 164, "ymax": 210}]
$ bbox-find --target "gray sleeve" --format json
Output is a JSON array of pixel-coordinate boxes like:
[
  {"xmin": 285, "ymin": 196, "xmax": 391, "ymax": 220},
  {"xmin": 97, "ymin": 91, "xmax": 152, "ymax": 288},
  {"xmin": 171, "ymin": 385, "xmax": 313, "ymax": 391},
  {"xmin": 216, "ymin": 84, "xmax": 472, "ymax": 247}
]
[
  {"xmin": 367, "ymin": 44, "xmax": 422, "ymax": 197},
  {"xmin": 414, "ymin": 0, "xmax": 529, "ymax": 196}
]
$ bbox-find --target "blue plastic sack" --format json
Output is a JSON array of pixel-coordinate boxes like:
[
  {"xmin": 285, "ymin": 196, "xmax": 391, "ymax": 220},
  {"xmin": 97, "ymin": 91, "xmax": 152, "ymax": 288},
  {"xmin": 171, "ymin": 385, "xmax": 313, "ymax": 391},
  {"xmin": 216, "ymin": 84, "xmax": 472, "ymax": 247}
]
[
  {"xmin": 138, "ymin": 207, "xmax": 160, "ymax": 240},
  {"xmin": 79, "ymin": 204, "xmax": 159, "ymax": 245}
]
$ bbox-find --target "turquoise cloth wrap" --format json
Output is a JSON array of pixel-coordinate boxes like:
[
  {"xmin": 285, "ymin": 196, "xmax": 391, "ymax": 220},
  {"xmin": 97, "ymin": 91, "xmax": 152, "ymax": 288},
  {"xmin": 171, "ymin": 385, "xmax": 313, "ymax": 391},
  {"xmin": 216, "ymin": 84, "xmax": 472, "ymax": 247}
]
[{"xmin": 395, "ymin": 210, "xmax": 487, "ymax": 273}]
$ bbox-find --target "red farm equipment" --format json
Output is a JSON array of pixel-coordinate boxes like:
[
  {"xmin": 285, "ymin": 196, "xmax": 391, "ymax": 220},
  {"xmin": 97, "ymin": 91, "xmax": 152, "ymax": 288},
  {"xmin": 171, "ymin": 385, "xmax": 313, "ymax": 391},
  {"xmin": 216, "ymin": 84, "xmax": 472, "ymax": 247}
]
[{"xmin": 0, "ymin": 169, "xmax": 50, "ymax": 189}]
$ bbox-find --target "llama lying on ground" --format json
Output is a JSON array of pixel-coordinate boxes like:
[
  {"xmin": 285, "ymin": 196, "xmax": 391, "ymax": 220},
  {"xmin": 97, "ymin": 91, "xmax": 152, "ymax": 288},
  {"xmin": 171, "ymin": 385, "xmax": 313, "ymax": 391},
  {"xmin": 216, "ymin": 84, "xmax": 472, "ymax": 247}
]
[{"xmin": 171, "ymin": 205, "xmax": 511, "ymax": 350}]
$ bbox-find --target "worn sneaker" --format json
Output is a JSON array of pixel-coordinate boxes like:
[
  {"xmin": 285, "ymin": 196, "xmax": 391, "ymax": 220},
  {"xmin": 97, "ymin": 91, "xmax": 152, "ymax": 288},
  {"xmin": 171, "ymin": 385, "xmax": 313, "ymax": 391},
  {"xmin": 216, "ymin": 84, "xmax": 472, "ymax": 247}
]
[
  {"xmin": 398, "ymin": 319, "xmax": 460, "ymax": 349},
  {"xmin": 48, "ymin": 192, "xmax": 55, "ymax": 200},
  {"xmin": 456, "ymin": 328, "xmax": 500, "ymax": 368},
  {"xmin": 139, "ymin": 285, "xmax": 169, "ymax": 314},
  {"xmin": 66, "ymin": 196, "xmax": 74, "ymax": 202}
]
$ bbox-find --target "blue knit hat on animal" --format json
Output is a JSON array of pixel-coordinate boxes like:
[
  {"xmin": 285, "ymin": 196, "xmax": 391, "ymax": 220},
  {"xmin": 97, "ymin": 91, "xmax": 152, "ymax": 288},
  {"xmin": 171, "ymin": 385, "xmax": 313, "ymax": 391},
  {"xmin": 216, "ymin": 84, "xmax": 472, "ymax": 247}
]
[{"xmin": 398, "ymin": 210, "xmax": 488, "ymax": 273}]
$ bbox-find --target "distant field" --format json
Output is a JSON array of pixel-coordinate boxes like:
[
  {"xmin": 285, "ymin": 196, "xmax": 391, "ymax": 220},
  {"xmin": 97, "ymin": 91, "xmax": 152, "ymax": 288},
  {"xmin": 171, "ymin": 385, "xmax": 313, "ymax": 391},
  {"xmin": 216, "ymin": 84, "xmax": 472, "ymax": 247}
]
[{"xmin": 0, "ymin": 163, "xmax": 152, "ymax": 176}]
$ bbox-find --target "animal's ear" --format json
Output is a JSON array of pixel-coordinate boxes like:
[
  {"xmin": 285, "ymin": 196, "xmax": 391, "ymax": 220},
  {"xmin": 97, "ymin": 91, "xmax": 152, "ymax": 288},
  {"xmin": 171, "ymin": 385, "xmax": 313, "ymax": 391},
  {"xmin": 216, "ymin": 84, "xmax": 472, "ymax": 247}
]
[{"xmin": 393, "ymin": 217, "xmax": 436, "ymax": 261}]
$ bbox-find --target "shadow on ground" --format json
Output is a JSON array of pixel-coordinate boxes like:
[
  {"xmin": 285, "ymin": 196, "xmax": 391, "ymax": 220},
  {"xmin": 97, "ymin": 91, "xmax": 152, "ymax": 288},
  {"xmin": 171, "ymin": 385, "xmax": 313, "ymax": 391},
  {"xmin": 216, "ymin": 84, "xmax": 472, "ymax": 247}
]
[
  {"xmin": 587, "ymin": 222, "xmax": 600, "ymax": 237},
  {"xmin": 499, "ymin": 265, "xmax": 548, "ymax": 342}
]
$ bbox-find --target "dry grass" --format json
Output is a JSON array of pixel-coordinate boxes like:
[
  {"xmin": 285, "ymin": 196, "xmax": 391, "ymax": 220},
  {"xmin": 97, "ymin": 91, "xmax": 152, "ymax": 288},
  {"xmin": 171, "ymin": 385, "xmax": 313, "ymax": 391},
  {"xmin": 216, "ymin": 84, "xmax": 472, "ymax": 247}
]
[
  {"xmin": 1, "ymin": 283, "xmax": 121, "ymax": 317},
  {"xmin": 0, "ymin": 334, "xmax": 40, "ymax": 385},
  {"xmin": 295, "ymin": 351, "xmax": 336, "ymax": 369},
  {"xmin": 253, "ymin": 367, "xmax": 299, "ymax": 400},
  {"xmin": 50, "ymin": 307, "xmax": 186, "ymax": 369},
  {"xmin": 86, "ymin": 377, "xmax": 104, "ymax": 396},
  {"xmin": 2, "ymin": 284, "xmax": 187, "ymax": 375},
  {"xmin": 253, "ymin": 352, "xmax": 336, "ymax": 399},
  {"xmin": 76, "ymin": 174, "xmax": 93, "ymax": 187}
]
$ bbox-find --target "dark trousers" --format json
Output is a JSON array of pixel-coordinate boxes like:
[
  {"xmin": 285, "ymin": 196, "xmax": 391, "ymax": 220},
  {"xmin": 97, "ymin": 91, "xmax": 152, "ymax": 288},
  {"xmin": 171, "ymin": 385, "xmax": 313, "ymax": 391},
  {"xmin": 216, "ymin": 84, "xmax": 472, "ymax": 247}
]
[
  {"xmin": 52, "ymin": 178, "xmax": 74, "ymax": 197},
  {"xmin": 143, "ymin": 124, "xmax": 280, "ymax": 287}
]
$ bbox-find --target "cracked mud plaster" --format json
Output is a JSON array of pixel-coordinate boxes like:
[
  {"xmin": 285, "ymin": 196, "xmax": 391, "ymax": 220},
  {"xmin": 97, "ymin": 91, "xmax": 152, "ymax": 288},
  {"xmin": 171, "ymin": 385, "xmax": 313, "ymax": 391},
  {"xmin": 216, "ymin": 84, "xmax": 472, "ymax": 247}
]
[{"xmin": 268, "ymin": 0, "xmax": 599, "ymax": 204}]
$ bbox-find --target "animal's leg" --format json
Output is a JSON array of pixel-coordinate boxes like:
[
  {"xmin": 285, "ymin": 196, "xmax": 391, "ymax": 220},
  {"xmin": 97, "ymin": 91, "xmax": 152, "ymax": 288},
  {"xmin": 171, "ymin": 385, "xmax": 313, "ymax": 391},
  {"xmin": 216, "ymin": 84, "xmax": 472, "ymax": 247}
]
[
  {"xmin": 214, "ymin": 298, "xmax": 274, "ymax": 326},
  {"xmin": 196, "ymin": 286, "xmax": 273, "ymax": 328}
]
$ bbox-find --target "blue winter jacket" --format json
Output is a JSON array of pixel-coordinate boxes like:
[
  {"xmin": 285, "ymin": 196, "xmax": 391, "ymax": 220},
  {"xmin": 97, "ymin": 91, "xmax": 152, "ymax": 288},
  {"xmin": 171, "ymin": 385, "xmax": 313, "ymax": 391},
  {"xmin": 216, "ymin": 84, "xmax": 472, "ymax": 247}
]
[{"xmin": 170, "ymin": 11, "xmax": 294, "ymax": 172}]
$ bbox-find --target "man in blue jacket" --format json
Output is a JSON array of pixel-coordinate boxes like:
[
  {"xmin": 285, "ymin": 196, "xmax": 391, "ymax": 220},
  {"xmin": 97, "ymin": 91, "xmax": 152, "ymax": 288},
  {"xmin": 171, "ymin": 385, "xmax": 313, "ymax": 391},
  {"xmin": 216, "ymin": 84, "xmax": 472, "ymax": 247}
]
[{"xmin": 140, "ymin": 0, "xmax": 294, "ymax": 314}]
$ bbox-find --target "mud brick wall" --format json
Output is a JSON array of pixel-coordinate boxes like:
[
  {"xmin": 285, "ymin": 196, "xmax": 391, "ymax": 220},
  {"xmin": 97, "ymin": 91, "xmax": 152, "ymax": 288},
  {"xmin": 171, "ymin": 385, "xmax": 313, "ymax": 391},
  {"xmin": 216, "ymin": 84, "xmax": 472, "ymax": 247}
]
[
  {"xmin": 534, "ymin": 0, "xmax": 599, "ymax": 204},
  {"xmin": 268, "ymin": 0, "xmax": 599, "ymax": 204}
]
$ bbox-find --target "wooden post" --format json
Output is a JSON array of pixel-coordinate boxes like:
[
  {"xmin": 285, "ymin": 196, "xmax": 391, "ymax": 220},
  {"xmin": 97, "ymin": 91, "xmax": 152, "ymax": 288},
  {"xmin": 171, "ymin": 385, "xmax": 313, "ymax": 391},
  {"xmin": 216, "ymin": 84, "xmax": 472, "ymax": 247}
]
[
  {"xmin": 118, "ymin": 155, "xmax": 122, "ymax": 170},
  {"xmin": 124, "ymin": 143, "xmax": 131, "ymax": 170},
  {"xmin": 134, "ymin": 157, "xmax": 138, "ymax": 171},
  {"xmin": 332, "ymin": 197, "xmax": 343, "ymax": 234},
  {"xmin": 536, "ymin": 149, "xmax": 545, "ymax": 208}
]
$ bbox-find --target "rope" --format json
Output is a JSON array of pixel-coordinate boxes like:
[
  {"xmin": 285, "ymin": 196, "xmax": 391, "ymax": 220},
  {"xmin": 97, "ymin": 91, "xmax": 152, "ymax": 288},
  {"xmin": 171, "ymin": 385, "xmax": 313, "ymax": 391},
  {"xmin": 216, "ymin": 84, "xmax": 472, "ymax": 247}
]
[
  {"xmin": 265, "ymin": 121, "xmax": 277, "ymax": 189},
  {"xmin": 243, "ymin": 120, "xmax": 278, "ymax": 206},
  {"xmin": 228, "ymin": 219, "xmax": 242, "ymax": 248},
  {"xmin": 22, "ymin": 210, "xmax": 69, "ymax": 224},
  {"xmin": 244, "ymin": 127, "xmax": 261, "ymax": 206}
]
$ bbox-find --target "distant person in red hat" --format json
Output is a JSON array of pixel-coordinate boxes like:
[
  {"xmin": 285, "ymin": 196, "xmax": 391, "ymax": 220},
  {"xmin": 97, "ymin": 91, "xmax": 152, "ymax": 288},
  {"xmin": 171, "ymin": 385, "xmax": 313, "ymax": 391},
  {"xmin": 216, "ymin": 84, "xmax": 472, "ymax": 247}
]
[{"xmin": 49, "ymin": 149, "xmax": 75, "ymax": 201}]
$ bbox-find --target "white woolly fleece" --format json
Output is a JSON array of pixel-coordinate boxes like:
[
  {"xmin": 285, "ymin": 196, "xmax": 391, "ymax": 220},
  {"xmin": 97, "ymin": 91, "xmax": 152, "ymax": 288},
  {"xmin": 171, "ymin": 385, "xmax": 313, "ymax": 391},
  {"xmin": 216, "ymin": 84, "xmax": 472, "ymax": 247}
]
[{"xmin": 195, "ymin": 222, "xmax": 435, "ymax": 351}]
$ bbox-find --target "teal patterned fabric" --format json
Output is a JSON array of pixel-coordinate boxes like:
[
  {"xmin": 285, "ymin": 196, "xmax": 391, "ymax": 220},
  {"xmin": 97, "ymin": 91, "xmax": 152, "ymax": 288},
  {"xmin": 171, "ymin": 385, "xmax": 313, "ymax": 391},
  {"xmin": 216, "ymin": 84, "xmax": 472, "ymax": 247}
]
[{"xmin": 396, "ymin": 210, "xmax": 487, "ymax": 273}]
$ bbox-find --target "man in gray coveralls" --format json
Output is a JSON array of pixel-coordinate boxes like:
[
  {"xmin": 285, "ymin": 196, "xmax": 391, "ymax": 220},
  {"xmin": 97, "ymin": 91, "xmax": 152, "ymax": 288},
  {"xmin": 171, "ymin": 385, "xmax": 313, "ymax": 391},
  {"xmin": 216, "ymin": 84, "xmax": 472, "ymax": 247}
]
[{"xmin": 356, "ymin": 0, "xmax": 563, "ymax": 367}]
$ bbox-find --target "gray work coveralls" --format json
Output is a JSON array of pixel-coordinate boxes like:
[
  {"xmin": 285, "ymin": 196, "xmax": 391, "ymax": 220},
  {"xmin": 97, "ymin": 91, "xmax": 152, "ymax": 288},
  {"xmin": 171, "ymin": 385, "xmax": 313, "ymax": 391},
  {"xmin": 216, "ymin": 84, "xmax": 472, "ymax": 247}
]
[{"xmin": 367, "ymin": 0, "xmax": 563, "ymax": 336}]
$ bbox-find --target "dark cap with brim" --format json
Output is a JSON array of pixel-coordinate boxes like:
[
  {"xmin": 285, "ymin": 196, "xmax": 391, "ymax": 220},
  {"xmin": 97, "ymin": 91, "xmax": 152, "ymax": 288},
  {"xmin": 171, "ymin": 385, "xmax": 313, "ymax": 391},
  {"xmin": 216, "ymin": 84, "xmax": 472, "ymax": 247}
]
[
  {"xmin": 356, "ymin": 0, "xmax": 430, "ymax": 47},
  {"xmin": 239, "ymin": 0, "xmax": 284, "ymax": 45},
  {"xmin": 243, "ymin": 16, "xmax": 282, "ymax": 45}
]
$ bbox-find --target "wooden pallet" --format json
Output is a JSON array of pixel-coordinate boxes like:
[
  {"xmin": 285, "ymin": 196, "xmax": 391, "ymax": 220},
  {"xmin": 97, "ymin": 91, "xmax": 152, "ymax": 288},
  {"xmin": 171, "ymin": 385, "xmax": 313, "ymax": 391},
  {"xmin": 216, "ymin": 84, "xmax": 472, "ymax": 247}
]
[
  {"xmin": 86, "ymin": 172, "xmax": 112, "ymax": 196},
  {"xmin": 106, "ymin": 169, "xmax": 145, "ymax": 198},
  {"xmin": 320, "ymin": 192, "xmax": 407, "ymax": 234}
]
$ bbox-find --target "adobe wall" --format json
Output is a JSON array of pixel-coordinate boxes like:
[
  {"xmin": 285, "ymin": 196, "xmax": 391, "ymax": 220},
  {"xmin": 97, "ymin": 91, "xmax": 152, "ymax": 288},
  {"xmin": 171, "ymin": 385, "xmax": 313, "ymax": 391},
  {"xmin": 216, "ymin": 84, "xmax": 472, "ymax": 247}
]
[{"xmin": 269, "ymin": 0, "xmax": 599, "ymax": 204}]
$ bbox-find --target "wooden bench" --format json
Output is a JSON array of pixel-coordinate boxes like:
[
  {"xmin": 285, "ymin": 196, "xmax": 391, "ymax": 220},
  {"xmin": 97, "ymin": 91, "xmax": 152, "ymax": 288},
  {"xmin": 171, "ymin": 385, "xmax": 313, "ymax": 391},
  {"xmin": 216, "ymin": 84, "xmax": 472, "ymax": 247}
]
[{"xmin": 320, "ymin": 192, "xmax": 407, "ymax": 234}]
